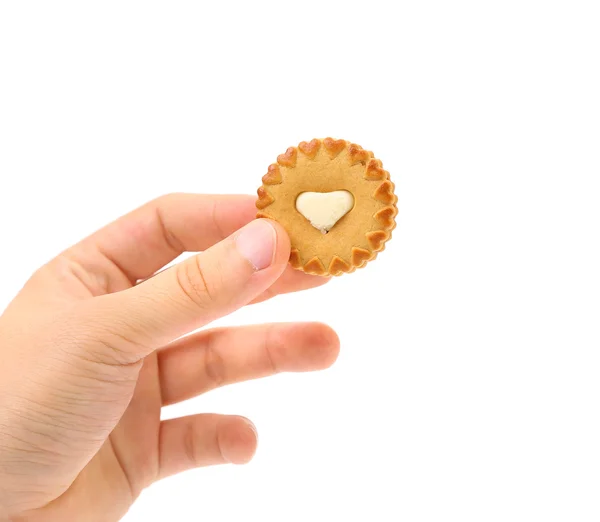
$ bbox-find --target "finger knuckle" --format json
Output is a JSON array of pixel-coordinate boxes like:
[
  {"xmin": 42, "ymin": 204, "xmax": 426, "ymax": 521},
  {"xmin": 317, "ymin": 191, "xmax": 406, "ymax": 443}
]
[
  {"xmin": 155, "ymin": 192, "xmax": 185, "ymax": 206},
  {"xmin": 175, "ymin": 256, "xmax": 215, "ymax": 309},
  {"xmin": 183, "ymin": 419, "xmax": 200, "ymax": 467},
  {"xmin": 264, "ymin": 324, "xmax": 281, "ymax": 374},
  {"xmin": 203, "ymin": 333, "xmax": 227, "ymax": 389}
]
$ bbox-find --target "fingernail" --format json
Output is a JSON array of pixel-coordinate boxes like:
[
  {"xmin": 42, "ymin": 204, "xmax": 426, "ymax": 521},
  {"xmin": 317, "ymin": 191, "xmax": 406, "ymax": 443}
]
[{"xmin": 235, "ymin": 219, "xmax": 277, "ymax": 271}]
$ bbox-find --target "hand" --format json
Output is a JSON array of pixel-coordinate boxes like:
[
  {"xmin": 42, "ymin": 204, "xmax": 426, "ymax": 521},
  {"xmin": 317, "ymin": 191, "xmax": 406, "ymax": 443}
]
[{"xmin": 0, "ymin": 194, "xmax": 339, "ymax": 522}]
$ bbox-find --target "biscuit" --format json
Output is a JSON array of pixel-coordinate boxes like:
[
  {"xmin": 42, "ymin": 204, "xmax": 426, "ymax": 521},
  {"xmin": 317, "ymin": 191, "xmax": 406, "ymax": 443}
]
[{"xmin": 255, "ymin": 138, "xmax": 397, "ymax": 276}]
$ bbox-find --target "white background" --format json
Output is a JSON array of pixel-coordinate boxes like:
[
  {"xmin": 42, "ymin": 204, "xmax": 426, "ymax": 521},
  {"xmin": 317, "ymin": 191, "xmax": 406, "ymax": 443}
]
[{"xmin": 1, "ymin": 1, "xmax": 599, "ymax": 521}]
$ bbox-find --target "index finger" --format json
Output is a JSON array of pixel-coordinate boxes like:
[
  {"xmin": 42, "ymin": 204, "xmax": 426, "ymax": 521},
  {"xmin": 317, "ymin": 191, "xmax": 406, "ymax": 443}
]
[{"xmin": 65, "ymin": 193, "xmax": 257, "ymax": 287}]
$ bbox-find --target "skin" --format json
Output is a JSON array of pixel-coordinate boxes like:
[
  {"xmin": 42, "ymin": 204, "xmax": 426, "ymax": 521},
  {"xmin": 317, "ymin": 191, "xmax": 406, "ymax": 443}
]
[{"xmin": 0, "ymin": 193, "xmax": 340, "ymax": 521}]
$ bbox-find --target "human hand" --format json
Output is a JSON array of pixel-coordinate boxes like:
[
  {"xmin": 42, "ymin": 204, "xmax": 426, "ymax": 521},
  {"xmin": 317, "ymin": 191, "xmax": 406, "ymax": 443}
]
[{"xmin": 0, "ymin": 194, "xmax": 339, "ymax": 521}]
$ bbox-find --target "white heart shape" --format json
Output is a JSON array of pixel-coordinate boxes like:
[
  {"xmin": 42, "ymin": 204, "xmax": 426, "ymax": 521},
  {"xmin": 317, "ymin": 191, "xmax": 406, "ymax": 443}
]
[{"xmin": 295, "ymin": 190, "xmax": 354, "ymax": 234}]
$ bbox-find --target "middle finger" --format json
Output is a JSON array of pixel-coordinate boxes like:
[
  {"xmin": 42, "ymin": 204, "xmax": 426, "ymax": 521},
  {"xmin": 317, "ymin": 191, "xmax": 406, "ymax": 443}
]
[{"xmin": 158, "ymin": 322, "xmax": 340, "ymax": 405}]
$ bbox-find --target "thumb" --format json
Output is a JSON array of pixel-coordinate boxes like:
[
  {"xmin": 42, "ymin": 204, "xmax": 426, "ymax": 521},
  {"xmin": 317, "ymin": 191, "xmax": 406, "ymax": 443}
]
[{"xmin": 79, "ymin": 218, "xmax": 290, "ymax": 361}]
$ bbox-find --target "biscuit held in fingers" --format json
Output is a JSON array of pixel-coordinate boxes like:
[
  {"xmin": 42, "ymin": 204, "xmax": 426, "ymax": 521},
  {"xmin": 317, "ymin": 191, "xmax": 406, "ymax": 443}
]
[
  {"xmin": 255, "ymin": 138, "xmax": 397, "ymax": 276},
  {"xmin": 26, "ymin": 193, "xmax": 328, "ymax": 307}
]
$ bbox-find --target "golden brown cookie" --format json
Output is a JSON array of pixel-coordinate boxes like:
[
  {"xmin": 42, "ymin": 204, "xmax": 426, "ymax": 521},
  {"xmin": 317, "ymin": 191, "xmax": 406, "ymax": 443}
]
[{"xmin": 255, "ymin": 138, "xmax": 397, "ymax": 276}]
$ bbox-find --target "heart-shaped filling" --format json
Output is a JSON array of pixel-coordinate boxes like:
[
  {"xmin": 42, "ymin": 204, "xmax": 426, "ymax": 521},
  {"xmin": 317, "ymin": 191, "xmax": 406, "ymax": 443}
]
[{"xmin": 295, "ymin": 190, "xmax": 354, "ymax": 234}]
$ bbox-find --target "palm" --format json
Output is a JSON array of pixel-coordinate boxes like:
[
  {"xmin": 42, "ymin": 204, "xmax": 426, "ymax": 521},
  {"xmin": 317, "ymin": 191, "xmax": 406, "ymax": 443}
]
[
  {"xmin": 81, "ymin": 352, "xmax": 163, "ymax": 515},
  {"xmin": 108, "ymin": 351, "xmax": 163, "ymax": 502}
]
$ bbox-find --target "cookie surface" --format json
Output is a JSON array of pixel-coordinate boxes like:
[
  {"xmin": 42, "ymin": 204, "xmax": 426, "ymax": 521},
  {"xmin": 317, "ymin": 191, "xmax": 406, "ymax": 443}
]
[{"xmin": 255, "ymin": 138, "xmax": 397, "ymax": 276}]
